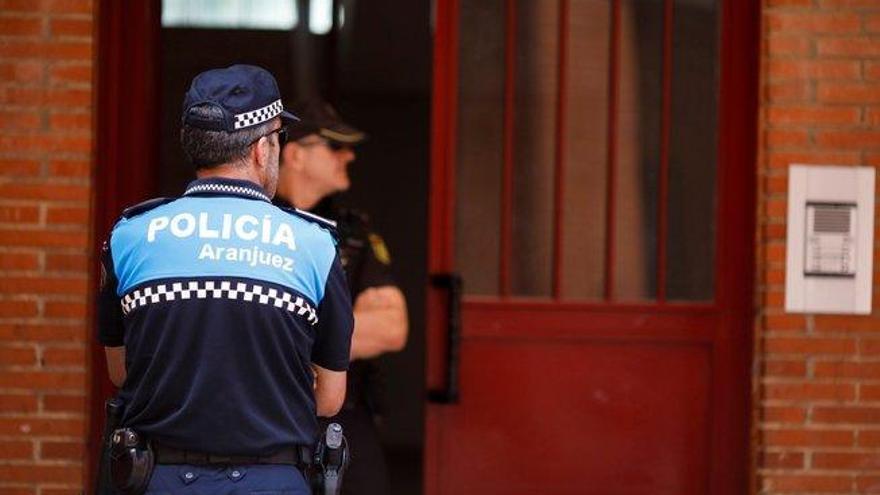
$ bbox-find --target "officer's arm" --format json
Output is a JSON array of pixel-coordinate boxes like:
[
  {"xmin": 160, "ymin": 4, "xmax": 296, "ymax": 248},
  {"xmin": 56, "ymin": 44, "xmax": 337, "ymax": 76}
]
[
  {"xmin": 104, "ymin": 346, "xmax": 126, "ymax": 387},
  {"xmin": 313, "ymin": 364, "xmax": 347, "ymax": 417},
  {"xmin": 350, "ymin": 286, "xmax": 408, "ymax": 360}
]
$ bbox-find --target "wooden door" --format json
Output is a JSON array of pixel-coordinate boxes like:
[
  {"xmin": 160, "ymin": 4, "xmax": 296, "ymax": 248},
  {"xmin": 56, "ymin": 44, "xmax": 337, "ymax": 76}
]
[{"xmin": 424, "ymin": 1, "xmax": 759, "ymax": 493}]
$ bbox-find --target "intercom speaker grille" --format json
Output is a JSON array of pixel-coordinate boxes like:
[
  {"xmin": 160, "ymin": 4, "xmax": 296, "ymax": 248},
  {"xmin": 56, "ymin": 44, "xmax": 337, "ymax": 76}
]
[{"xmin": 813, "ymin": 206, "xmax": 851, "ymax": 234}]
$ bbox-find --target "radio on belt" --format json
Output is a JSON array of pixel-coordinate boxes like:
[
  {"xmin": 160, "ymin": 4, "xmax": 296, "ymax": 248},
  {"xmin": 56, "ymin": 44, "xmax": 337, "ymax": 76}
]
[{"xmin": 785, "ymin": 165, "xmax": 875, "ymax": 314}]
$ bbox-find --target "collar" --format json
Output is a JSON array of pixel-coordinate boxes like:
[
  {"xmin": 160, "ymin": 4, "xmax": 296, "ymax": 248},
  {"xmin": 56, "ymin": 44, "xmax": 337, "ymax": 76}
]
[{"xmin": 183, "ymin": 177, "xmax": 271, "ymax": 203}]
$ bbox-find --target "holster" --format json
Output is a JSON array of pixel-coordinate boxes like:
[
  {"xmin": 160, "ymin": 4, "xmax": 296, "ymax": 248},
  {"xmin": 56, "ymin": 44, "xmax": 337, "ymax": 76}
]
[
  {"xmin": 94, "ymin": 398, "xmax": 124, "ymax": 495},
  {"xmin": 311, "ymin": 423, "xmax": 350, "ymax": 495},
  {"xmin": 109, "ymin": 428, "xmax": 155, "ymax": 495}
]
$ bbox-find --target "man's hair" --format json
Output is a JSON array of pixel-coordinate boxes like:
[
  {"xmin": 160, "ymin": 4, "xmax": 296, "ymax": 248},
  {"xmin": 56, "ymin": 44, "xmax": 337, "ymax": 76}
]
[{"xmin": 180, "ymin": 104, "xmax": 274, "ymax": 169}]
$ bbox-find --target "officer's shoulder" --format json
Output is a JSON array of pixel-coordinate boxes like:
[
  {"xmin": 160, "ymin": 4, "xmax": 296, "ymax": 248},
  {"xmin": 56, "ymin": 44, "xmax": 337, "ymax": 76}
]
[
  {"xmin": 279, "ymin": 206, "xmax": 339, "ymax": 234},
  {"xmin": 121, "ymin": 197, "xmax": 176, "ymax": 219}
]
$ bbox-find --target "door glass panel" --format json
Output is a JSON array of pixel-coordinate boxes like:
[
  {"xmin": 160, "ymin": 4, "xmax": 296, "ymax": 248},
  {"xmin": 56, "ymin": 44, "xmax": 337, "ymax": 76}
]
[
  {"xmin": 614, "ymin": 0, "xmax": 663, "ymax": 301},
  {"xmin": 511, "ymin": 0, "xmax": 559, "ymax": 297},
  {"xmin": 666, "ymin": 0, "xmax": 719, "ymax": 301},
  {"xmin": 455, "ymin": 0, "xmax": 504, "ymax": 296},
  {"xmin": 561, "ymin": 0, "xmax": 610, "ymax": 300}
]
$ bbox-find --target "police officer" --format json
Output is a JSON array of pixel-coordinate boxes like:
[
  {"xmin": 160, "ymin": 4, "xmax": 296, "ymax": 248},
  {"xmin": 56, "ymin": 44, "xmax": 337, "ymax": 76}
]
[
  {"xmin": 274, "ymin": 99, "xmax": 408, "ymax": 495},
  {"xmin": 96, "ymin": 65, "xmax": 353, "ymax": 494}
]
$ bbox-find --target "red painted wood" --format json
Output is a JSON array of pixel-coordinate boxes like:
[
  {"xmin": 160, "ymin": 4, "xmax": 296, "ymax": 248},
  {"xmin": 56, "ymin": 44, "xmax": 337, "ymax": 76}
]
[
  {"xmin": 425, "ymin": 1, "xmax": 757, "ymax": 494},
  {"xmin": 85, "ymin": 0, "xmax": 161, "ymax": 490},
  {"xmin": 604, "ymin": 0, "xmax": 621, "ymax": 301},
  {"xmin": 552, "ymin": 0, "xmax": 569, "ymax": 299},
  {"xmin": 657, "ymin": 0, "xmax": 674, "ymax": 302},
  {"xmin": 499, "ymin": 0, "xmax": 517, "ymax": 297}
]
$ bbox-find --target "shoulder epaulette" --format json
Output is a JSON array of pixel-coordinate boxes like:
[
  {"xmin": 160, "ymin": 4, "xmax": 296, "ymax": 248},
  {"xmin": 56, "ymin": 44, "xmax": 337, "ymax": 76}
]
[
  {"xmin": 281, "ymin": 207, "xmax": 338, "ymax": 230},
  {"xmin": 121, "ymin": 197, "xmax": 175, "ymax": 219}
]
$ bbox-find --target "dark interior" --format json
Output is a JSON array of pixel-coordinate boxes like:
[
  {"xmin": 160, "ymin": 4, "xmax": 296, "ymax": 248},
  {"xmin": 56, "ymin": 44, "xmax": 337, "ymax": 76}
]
[{"xmin": 158, "ymin": 2, "xmax": 430, "ymax": 493}]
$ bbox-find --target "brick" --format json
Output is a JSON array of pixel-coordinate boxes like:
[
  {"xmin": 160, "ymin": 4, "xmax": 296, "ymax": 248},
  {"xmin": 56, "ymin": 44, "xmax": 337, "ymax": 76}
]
[
  {"xmin": 49, "ymin": 17, "xmax": 92, "ymax": 38},
  {"xmin": 0, "ymin": 86, "xmax": 91, "ymax": 108},
  {"xmin": 0, "ymin": 134, "xmax": 91, "ymax": 154},
  {"xmin": 765, "ymin": 337, "xmax": 856, "ymax": 355},
  {"xmin": 767, "ymin": 0, "xmax": 814, "ymax": 6},
  {"xmin": 48, "ymin": 63, "xmax": 91, "ymax": 85},
  {"xmin": 866, "ymin": 106, "xmax": 880, "ymax": 126},
  {"xmin": 764, "ymin": 315, "xmax": 806, "ymax": 332},
  {"xmin": 41, "ymin": 345, "xmax": 84, "ymax": 366},
  {"xmin": 49, "ymin": 159, "xmax": 90, "ymax": 177},
  {"xmin": 48, "ymin": 111, "xmax": 90, "ymax": 131},
  {"xmin": 818, "ymin": 82, "xmax": 880, "ymax": 104},
  {"xmin": 761, "ymin": 451, "xmax": 805, "ymax": 470},
  {"xmin": 868, "ymin": 64, "xmax": 880, "ymax": 83},
  {"xmin": 0, "ymin": 394, "xmax": 37, "ymax": 413},
  {"xmin": 815, "ymin": 130, "xmax": 880, "ymax": 149},
  {"xmin": 0, "ymin": 61, "xmax": 43, "ymax": 83},
  {"xmin": 814, "ymin": 406, "xmax": 880, "ymax": 423},
  {"xmin": 0, "ymin": 465, "xmax": 81, "ymax": 483},
  {"xmin": 0, "ymin": 159, "xmax": 41, "ymax": 177},
  {"xmin": 765, "ymin": 129, "xmax": 810, "ymax": 147},
  {"xmin": 766, "ymin": 174, "xmax": 788, "ymax": 194},
  {"xmin": 0, "ymin": 441, "xmax": 33, "ymax": 459},
  {"xmin": 819, "ymin": 0, "xmax": 880, "ymax": 7},
  {"xmin": 0, "ymin": 417, "xmax": 83, "ymax": 436},
  {"xmin": 42, "ymin": 393, "xmax": 84, "ymax": 413},
  {"xmin": 767, "ymin": 243, "xmax": 787, "ymax": 262},
  {"xmin": 0, "ymin": 231, "xmax": 88, "ymax": 248},
  {"xmin": 857, "ymin": 476, "xmax": 880, "ymax": 493},
  {"xmin": 45, "ymin": 253, "xmax": 87, "ymax": 271},
  {"xmin": 0, "ymin": 39, "xmax": 92, "ymax": 61},
  {"xmin": 41, "ymin": 440, "xmax": 82, "ymax": 460},
  {"xmin": 0, "ymin": 300, "xmax": 38, "ymax": 318},
  {"xmin": 0, "ymin": 0, "xmax": 92, "ymax": 12},
  {"xmin": 764, "ymin": 405, "xmax": 808, "ymax": 422},
  {"xmin": 46, "ymin": 206, "xmax": 88, "ymax": 225},
  {"xmin": 861, "ymin": 339, "xmax": 880, "ymax": 355},
  {"xmin": 764, "ymin": 268, "xmax": 786, "ymax": 284},
  {"xmin": 0, "ymin": 110, "xmax": 41, "ymax": 130},
  {"xmin": 0, "ymin": 278, "xmax": 88, "ymax": 295},
  {"xmin": 868, "ymin": 14, "xmax": 880, "ymax": 33},
  {"xmin": 0, "ymin": 370, "xmax": 84, "ymax": 390},
  {"xmin": 766, "ymin": 199, "xmax": 787, "ymax": 217},
  {"xmin": 766, "ymin": 80, "xmax": 814, "ymax": 101},
  {"xmin": 815, "ymin": 362, "xmax": 880, "ymax": 380},
  {"xmin": 765, "ymin": 291, "xmax": 785, "ymax": 307},
  {"xmin": 0, "ymin": 323, "xmax": 84, "ymax": 342},
  {"xmin": 764, "ymin": 474, "xmax": 852, "ymax": 492},
  {"xmin": 868, "ymin": 153, "xmax": 880, "ymax": 166},
  {"xmin": 767, "ymin": 151, "xmax": 863, "ymax": 168},
  {"xmin": 0, "ymin": 205, "xmax": 39, "ymax": 223},
  {"xmin": 0, "ymin": 346, "xmax": 35, "ymax": 365},
  {"xmin": 860, "ymin": 430, "xmax": 880, "ymax": 447},
  {"xmin": 766, "ymin": 12, "xmax": 861, "ymax": 33},
  {"xmin": 0, "ymin": 488, "xmax": 36, "ymax": 495},
  {"xmin": 764, "ymin": 428, "xmax": 855, "ymax": 447},
  {"xmin": 764, "ymin": 382, "xmax": 856, "ymax": 401},
  {"xmin": 767, "ymin": 105, "xmax": 862, "ymax": 125},
  {"xmin": 0, "ymin": 183, "xmax": 88, "ymax": 201},
  {"xmin": 818, "ymin": 38, "xmax": 880, "ymax": 57},
  {"xmin": 41, "ymin": 490, "xmax": 78, "ymax": 495},
  {"xmin": 767, "ymin": 35, "xmax": 812, "ymax": 56},
  {"xmin": 764, "ymin": 226, "xmax": 787, "ymax": 242},
  {"xmin": 815, "ymin": 315, "xmax": 880, "ymax": 332},
  {"xmin": 0, "ymin": 16, "xmax": 44, "ymax": 37},
  {"xmin": 764, "ymin": 360, "xmax": 808, "ymax": 377},
  {"xmin": 43, "ymin": 301, "xmax": 87, "ymax": 319}
]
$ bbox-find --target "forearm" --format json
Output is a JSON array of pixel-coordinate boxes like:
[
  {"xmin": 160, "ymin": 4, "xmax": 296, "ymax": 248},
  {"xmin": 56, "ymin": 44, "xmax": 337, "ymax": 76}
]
[{"xmin": 350, "ymin": 305, "xmax": 408, "ymax": 360}]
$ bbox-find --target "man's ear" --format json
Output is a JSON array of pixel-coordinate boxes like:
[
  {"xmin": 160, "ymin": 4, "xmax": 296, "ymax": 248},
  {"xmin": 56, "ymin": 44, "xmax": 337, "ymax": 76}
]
[{"xmin": 280, "ymin": 142, "xmax": 303, "ymax": 171}]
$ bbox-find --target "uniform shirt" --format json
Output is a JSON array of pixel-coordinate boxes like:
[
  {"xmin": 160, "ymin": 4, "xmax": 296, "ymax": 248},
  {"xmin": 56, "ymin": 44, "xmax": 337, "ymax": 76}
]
[
  {"xmin": 97, "ymin": 177, "xmax": 353, "ymax": 456},
  {"xmin": 276, "ymin": 196, "xmax": 396, "ymax": 415}
]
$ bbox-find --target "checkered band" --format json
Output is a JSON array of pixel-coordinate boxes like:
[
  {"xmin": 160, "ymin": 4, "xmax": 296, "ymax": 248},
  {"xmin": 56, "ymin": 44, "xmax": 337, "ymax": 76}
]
[
  {"xmin": 121, "ymin": 281, "xmax": 318, "ymax": 325},
  {"xmin": 184, "ymin": 183, "xmax": 270, "ymax": 202},
  {"xmin": 233, "ymin": 99, "xmax": 284, "ymax": 130}
]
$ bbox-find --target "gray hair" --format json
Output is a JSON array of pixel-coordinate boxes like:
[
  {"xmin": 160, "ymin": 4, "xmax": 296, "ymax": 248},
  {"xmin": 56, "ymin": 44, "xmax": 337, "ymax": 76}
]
[{"xmin": 180, "ymin": 104, "xmax": 275, "ymax": 169}]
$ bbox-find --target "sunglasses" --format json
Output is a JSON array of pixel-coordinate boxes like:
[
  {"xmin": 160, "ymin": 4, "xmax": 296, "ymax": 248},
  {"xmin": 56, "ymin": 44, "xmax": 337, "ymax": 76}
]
[
  {"xmin": 297, "ymin": 138, "xmax": 350, "ymax": 152},
  {"xmin": 249, "ymin": 126, "xmax": 288, "ymax": 147}
]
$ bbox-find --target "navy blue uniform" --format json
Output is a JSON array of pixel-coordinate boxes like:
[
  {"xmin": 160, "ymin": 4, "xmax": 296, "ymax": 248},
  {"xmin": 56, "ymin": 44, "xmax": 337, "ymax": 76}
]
[{"xmin": 97, "ymin": 178, "xmax": 353, "ymax": 461}]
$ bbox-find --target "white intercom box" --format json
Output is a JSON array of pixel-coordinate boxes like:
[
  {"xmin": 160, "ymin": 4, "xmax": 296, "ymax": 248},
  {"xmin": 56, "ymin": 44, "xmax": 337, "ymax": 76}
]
[{"xmin": 785, "ymin": 165, "xmax": 875, "ymax": 314}]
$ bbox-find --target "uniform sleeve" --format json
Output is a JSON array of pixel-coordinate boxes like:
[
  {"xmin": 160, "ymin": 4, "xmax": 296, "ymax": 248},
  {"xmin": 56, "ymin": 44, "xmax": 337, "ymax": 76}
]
[
  {"xmin": 311, "ymin": 253, "xmax": 354, "ymax": 371},
  {"xmin": 356, "ymin": 231, "xmax": 396, "ymax": 293},
  {"xmin": 96, "ymin": 239, "xmax": 125, "ymax": 347}
]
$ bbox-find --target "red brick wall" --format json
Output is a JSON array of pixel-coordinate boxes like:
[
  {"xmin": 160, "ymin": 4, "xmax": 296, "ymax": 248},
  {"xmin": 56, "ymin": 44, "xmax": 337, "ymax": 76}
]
[
  {"xmin": 0, "ymin": 0, "xmax": 93, "ymax": 492},
  {"xmin": 758, "ymin": 0, "xmax": 880, "ymax": 493}
]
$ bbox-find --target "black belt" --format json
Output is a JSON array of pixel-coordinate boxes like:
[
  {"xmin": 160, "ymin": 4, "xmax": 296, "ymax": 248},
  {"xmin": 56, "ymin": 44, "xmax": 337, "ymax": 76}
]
[{"xmin": 153, "ymin": 443, "xmax": 313, "ymax": 467}]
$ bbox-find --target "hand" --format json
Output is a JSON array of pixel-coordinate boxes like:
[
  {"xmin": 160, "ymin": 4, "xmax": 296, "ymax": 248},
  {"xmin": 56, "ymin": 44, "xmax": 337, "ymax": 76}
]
[{"xmin": 353, "ymin": 287, "xmax": 395, "ymax": 312}]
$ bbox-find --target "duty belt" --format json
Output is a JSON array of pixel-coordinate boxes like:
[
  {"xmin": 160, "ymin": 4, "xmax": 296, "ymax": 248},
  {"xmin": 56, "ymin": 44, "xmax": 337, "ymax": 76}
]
[{"xmin": 153, "ymin": 443, "xmax": 313, "ymax": 467}]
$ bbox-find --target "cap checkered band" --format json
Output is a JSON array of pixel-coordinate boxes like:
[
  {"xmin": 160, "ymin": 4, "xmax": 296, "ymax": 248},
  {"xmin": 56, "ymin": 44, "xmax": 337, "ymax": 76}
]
[
  {"xmin": 121, "ymin": 280, "xmax": 318, "ymax": 325},
  {"xmin": 184, "ymin": 183, "xmax": 270, "ymax": 202},
  {"xmin": 234, "ymin": 99, "xmax": 284, "ymax": 130}
]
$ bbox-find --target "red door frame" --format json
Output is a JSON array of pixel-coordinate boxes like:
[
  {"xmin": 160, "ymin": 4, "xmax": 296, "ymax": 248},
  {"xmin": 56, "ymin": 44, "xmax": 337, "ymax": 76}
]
[
  {"xmin": 425, "ymin": 0, "xmax": 759, "ymax": 492},
  {"xmin": 85, "ymin": 1, "xmax": 161, "ymax": 490}
]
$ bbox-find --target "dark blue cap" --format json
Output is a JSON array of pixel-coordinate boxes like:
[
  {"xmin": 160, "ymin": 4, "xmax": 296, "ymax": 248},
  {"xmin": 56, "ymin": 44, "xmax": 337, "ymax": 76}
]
[{"xmin": 182, "ymin": 64, "xmax": 298, "ymax": 132}]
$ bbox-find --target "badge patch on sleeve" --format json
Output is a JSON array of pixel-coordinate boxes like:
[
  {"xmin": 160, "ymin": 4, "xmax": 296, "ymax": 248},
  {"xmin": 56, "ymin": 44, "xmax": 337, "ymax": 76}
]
[{"xmin": 368, "ymin": 233, "xmax": 391, "ymax": 265}]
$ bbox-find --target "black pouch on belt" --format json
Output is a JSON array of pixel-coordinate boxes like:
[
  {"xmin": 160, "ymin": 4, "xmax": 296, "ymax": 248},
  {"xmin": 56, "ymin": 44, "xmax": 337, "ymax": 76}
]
[{"xmin": 109, "ymin": 428, "xmax": 155, "ymax": 495}]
